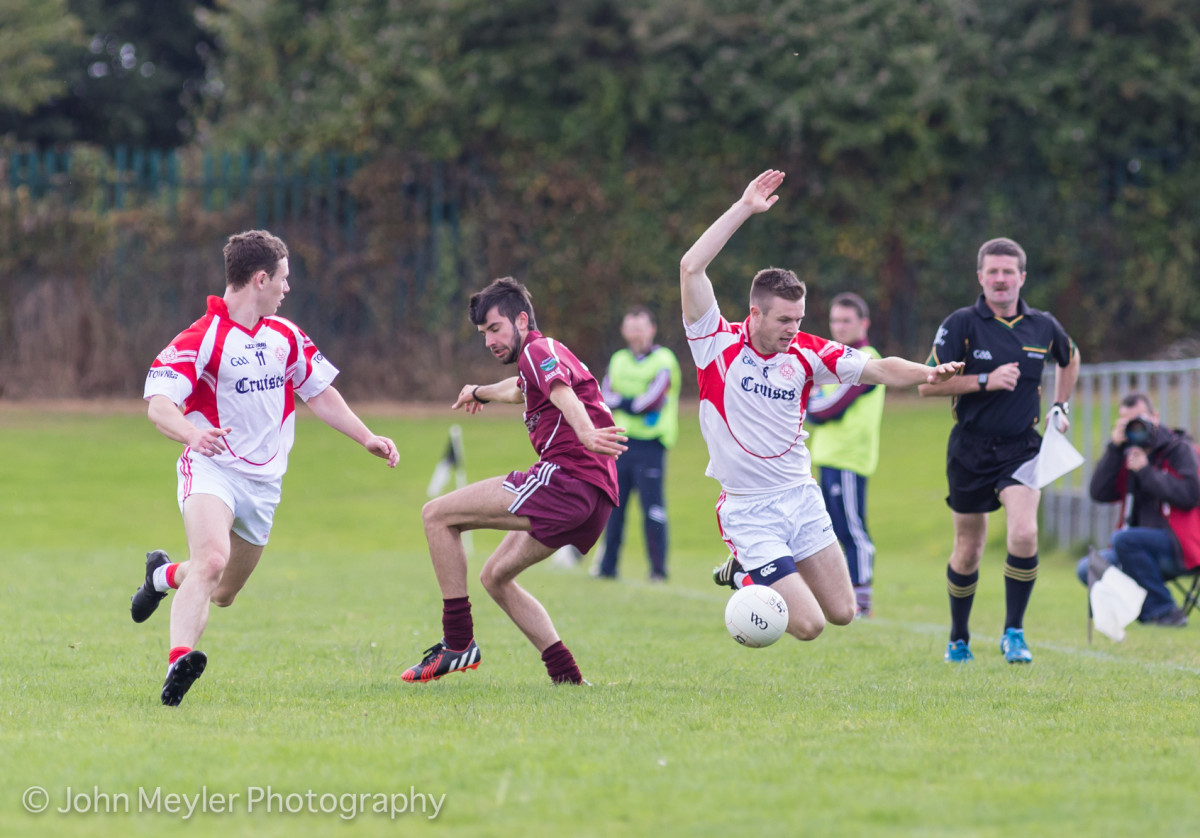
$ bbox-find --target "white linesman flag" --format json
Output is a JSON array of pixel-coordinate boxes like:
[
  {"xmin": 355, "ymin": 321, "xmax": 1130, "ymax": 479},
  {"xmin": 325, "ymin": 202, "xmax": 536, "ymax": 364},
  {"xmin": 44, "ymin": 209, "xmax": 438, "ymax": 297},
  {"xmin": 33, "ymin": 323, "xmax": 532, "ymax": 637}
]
[{"xmin": 427, "ymin": 425, "xmax": 467, "ymax": 498}]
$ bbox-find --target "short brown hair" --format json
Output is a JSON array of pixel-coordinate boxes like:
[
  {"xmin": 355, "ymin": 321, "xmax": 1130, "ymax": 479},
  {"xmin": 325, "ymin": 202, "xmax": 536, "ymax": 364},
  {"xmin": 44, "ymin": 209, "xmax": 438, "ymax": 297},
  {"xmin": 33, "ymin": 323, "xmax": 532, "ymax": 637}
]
[
  {"xmin": 977, "ymin": 237, "xmax": 1026, "ymax": 272},
  {"xmin": 830, "ymin": 291, "xmax": 869, "ymax": 320},
  {"xmin": 468, "ymin": 277, "xmax": 538, "ymax": 330},
  {"xmin": 624, "ymin": 304, "xmax": 655, "ymax": 326},
  {"xmin": 224, "ymin": 230, "xmax": 288, "ymax": 290},
  {"xmin": 750, "ymin": 267, "xmax": 806, "ymax": 312},
  {"xmin": 1121, "ymin": 392, "xmax": 1155, "ymax": 413}
]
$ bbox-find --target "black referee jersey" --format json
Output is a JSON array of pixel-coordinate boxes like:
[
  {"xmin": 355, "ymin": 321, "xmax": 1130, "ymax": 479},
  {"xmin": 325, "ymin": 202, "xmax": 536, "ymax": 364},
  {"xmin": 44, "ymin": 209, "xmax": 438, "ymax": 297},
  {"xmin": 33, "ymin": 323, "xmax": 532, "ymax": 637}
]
[{"xmin": 926, "ymin": 295, "xmax": 1075, "ymax": 438}]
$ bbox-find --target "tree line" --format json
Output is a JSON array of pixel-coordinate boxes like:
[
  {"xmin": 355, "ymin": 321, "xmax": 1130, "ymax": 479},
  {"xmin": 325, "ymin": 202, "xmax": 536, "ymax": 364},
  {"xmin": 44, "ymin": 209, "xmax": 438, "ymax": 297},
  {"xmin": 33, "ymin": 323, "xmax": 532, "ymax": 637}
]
[{"xmin": 3, "ymin": 0, "xmax": 1200, "ymax": 398}]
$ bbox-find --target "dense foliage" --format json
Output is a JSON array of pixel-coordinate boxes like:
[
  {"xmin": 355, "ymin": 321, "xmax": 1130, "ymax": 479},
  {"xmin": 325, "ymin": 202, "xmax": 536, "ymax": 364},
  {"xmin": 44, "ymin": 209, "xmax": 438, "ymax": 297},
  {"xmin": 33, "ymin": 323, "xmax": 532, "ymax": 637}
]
[{"xmin": 4, "ymin": 0, "xmax": 1200, "ymax": 397}]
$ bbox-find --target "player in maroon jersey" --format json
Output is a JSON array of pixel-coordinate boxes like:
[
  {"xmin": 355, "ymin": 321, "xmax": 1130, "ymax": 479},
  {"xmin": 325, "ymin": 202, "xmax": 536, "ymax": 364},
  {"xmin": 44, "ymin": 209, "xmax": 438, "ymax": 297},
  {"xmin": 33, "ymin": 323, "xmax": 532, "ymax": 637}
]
[{"xmin": 401, "ymin": 277, "xmax": 627, "ymax": 685}]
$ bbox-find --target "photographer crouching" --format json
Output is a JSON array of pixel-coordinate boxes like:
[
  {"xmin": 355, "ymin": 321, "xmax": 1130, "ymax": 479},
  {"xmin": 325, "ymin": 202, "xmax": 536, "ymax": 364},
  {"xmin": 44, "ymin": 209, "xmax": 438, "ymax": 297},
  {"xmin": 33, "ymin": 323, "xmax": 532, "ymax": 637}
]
[{"xmin": 1076, "ymin": 392, "xmax": 1200, "ymax": 626}]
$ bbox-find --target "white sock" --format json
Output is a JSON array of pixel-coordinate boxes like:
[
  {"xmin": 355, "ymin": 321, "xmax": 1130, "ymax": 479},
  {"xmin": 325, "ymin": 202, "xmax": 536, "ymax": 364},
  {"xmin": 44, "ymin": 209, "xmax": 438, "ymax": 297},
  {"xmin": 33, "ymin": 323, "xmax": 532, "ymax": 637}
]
[{"xmin": 152, "ymin": 564, "xmax": 172, "ymax": 593}]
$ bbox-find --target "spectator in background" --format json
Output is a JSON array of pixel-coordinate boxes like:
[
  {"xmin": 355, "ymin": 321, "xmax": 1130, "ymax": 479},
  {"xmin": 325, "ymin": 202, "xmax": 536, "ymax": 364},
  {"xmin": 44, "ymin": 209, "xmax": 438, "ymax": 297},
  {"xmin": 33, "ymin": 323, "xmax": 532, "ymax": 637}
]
[
  {"xmin": 595, "ymin": 306, "xmax": 682, "ymax": 581},
  {"xmin": 806, "ymin": 292, "xmax": 884, "ymax": 617},
  {"xmin": 1076, "ymin": 392, "xmax": 1198, "ymax": 626}
]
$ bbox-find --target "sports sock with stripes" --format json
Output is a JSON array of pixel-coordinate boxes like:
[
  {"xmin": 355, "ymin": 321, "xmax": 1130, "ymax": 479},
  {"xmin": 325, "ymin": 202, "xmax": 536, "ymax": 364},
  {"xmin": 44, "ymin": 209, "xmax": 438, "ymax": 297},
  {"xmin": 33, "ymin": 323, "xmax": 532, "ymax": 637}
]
[
  {"xmin": 1003, "ymin": 553, "xmax": 1038, "ymax": 630},
  {"xmin": 168, "ymin": 646, "xmax": 191, "ymax": 668},
  {"xmin": 946, "ymin": 565, "xmax": 978, "ymax": 643}
]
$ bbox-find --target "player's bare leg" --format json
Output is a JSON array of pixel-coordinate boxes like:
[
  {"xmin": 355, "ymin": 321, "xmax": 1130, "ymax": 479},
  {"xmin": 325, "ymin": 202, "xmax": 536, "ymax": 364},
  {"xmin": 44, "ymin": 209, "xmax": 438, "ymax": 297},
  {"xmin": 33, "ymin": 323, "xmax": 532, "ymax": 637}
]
[
  {"xmin": 421, "ymin": 477, "xmax": 533, "ymax": 597},
  {"xmin": 479, "ymin": 531, "xmax": 558, "ymax": 649},
  {"xmin": 796, "ymin": 541, "xmax": 856, "ymax": 626},
  {"xmin": 481, "ymin": 531, "xmax": 587, "ymax": 684},
  {"xmin": 404, "ymin": 477, "xmax": 534, "ymax": 683},
  {"xmin": 169, "ymin": 495, "xmax": 236, "ymax": 649},
  {"xmin": 160, "ymin": 494, "xmax": 235, "ymax": 705}
]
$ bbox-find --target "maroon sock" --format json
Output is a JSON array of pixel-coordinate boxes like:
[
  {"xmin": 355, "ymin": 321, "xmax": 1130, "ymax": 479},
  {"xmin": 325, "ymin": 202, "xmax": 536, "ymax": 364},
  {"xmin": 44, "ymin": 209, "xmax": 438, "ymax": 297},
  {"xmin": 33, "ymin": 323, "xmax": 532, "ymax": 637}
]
[
  {"xmin": 442, "ymin": 597, "xmax": 474, "ymax": 652},
  {"xmin": 541, "ymin": 640, "xmax": 582, "ymax": 684}
]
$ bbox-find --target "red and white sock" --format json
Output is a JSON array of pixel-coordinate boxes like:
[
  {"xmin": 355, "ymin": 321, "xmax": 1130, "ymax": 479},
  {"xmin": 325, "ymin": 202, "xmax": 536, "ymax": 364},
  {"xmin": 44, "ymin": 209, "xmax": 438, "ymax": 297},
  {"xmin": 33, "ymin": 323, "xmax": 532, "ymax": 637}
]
[
  {"xmin": 168, "ymin": 646, "xmax": 191, "ymax": 669},
  {"xmin": 153, "ymin": 563, "xmax": 181, "ymax": 592}
]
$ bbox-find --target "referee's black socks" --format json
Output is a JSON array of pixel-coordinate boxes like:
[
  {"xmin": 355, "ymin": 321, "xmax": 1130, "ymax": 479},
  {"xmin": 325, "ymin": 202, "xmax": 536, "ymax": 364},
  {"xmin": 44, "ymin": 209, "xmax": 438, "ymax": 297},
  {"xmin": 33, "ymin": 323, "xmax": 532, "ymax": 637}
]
[
  {"xmin": 1003, "ymin": 554, "xmax": 1039, "ymax": 630},
  {"xmin": 946, "ymin": 565, "xmax": 979, "ymax": 643}
]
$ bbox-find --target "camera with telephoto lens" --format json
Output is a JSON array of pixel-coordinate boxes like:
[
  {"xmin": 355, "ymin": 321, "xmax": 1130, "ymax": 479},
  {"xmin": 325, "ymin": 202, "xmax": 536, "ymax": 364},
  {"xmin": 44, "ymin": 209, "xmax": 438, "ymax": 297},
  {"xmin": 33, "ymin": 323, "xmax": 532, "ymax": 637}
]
[{"xmin": 1123, "ymin": 415, "xmax": 1156, "ymax": 448}]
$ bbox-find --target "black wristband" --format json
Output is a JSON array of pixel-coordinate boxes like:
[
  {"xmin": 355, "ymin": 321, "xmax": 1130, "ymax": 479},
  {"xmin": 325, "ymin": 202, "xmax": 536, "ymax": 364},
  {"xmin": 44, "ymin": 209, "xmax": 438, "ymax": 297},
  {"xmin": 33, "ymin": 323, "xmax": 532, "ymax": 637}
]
[
  {"xmin": 1053, "ymin": 401, "xmax": 1070, "ymax": 416},
  {"xmin": 472, "ymin": 386, "xmax": 490, "ymax": 404}
]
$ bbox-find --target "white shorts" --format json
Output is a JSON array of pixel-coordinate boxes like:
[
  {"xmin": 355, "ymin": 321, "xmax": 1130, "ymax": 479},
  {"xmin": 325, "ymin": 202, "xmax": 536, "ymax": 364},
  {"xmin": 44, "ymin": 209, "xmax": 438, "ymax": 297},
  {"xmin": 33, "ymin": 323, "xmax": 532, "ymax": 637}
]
[
  {"xmin": 177, "ymin": 450, "xmax": 282, "ymax": 547},
  {"xmin": 716, "ymin": 480, "xmax": 837, "ymax": 572}
]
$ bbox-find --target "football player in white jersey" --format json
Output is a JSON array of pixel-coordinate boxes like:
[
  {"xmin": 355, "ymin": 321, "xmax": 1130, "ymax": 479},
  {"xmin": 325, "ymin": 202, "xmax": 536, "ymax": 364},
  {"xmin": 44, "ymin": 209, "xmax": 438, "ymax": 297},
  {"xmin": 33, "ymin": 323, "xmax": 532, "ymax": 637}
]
[
  {"xmin": 680, "ymin": 170, "xmax": 961, "ymax": 644},
  {"xmin": 133, "ymin": 230, "xmax": 399, "ymax": 706}
]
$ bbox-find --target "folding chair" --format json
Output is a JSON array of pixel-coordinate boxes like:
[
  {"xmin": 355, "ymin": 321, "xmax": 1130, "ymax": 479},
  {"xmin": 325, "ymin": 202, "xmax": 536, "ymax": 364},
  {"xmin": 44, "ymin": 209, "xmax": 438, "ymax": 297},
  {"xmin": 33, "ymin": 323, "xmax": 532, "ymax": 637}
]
[{"xmin": 1165, "ymin": 566, "xmax": 1200, "ymax": 618}]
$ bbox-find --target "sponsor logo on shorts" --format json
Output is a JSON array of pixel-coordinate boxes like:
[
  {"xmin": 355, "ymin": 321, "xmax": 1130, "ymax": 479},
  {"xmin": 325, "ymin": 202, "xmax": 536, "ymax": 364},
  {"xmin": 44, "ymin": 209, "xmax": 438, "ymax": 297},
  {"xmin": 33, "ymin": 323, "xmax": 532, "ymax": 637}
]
[
  {"xmin": 973, "ymin": 349, "xmax": 993, "ymax": 360},
  {"xmin": 760, "ymin": 562, "xmax": 778, "ymax": 577},
  {"xmin": 739, "ymin": 377, "xmax": 796, "ymax": 401},
  {"xmin": 235, "ymin": 374, "xmax": 287, "ymax": 394}
]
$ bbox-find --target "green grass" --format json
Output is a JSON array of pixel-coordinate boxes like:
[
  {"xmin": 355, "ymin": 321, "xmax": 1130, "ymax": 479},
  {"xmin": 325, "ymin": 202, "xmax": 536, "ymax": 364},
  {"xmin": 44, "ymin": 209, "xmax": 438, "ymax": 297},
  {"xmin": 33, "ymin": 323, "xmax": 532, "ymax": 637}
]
[{"xmin": 1, "ymin": 398, "xmax": 1197, "ymax": 837}]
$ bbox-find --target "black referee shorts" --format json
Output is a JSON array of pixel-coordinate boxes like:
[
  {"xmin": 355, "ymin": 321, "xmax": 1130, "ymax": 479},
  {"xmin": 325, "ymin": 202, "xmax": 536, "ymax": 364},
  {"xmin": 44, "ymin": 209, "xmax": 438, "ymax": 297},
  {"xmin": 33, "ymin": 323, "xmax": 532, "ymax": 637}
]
[{"xmin": 945, "ymin": 425, "xmax": 1041, "ymax": 514}]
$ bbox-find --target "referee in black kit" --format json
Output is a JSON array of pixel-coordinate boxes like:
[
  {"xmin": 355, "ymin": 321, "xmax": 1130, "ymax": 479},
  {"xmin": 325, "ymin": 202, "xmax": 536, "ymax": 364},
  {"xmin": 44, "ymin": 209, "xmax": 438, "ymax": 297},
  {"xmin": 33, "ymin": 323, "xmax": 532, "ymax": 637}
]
[{"xmin": 919, "ymin": 237, "xmax": 1080, "ymax": 665}]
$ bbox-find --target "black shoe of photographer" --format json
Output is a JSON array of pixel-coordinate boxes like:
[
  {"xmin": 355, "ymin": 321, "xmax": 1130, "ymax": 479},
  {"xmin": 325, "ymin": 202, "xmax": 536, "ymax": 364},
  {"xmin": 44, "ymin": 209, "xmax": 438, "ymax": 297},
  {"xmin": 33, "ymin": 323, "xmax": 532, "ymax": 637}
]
[{"xmin": 1145, "ymin": 607, "xmax": 1188, "ymax": 627}]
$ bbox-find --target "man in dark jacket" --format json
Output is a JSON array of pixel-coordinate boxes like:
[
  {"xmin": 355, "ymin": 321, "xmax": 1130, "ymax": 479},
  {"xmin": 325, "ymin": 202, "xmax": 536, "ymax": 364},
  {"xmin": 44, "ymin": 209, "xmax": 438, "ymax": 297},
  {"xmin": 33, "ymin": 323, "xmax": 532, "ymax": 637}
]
[{"xmin": 1077, "ymin": 392, "xmax": 1199, "ymax": 626}]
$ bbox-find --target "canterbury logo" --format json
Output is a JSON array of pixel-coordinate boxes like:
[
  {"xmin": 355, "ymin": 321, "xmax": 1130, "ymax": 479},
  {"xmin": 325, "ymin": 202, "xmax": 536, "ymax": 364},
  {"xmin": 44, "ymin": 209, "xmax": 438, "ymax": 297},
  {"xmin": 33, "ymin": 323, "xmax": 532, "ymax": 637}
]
[{"xmin": 760, "ymin": 562, "xmax": 777, "ymax": 577}]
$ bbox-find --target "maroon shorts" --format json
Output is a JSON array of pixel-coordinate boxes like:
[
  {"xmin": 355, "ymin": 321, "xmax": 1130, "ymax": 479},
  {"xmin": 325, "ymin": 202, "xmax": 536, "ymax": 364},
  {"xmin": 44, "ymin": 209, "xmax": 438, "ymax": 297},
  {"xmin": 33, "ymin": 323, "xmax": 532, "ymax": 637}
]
[{"xmin": 503, "ymin": 461, "xmax": 614, "ymax": 552}]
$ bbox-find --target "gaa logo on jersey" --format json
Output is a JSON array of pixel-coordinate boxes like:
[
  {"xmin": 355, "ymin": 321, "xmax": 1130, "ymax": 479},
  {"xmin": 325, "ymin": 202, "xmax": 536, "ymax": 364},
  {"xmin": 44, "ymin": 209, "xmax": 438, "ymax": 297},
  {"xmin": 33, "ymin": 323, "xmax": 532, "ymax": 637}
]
[{"xmin": 156, "ymin": 346, "xmax": 179, "ymax": 365}]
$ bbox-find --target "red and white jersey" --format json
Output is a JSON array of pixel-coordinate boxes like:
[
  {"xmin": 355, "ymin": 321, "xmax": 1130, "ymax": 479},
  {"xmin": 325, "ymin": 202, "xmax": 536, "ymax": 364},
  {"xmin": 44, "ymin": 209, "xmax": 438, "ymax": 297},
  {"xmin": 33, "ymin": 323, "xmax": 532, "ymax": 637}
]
[
  {"xmin": 685, "ymin": 302, "xmax": 868, "ymax": 494},
  {"xmin": 144, "ymin": 296, "xmax": 339, "ymax": 482}
]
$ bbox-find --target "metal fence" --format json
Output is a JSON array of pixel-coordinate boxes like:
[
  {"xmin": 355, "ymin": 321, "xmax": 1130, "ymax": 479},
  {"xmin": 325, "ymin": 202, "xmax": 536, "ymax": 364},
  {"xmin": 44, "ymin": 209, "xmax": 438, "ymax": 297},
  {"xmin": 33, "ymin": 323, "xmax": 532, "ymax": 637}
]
[
  {"xmin": 4, "ymin": 146, "xmax": 363, "ymax": 242},
  {"xmin": 1041, "ymin": 358, "xmax": 1200, "ymax": 550}
]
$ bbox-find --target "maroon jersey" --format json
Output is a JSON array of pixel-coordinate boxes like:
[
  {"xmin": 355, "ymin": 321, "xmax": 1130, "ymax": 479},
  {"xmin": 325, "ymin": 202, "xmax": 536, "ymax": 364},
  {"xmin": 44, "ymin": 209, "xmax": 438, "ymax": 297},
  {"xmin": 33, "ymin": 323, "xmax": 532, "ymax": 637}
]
[{"xmin": 517, "ymin": 330, "xmax": 619, "ymax": 505}]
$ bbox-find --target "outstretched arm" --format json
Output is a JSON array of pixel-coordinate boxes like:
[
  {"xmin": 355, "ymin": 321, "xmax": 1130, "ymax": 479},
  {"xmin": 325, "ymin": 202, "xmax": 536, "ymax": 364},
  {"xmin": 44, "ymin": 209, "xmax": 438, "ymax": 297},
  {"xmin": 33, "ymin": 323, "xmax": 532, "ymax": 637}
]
[
  {"xmin": 548, "ymin": 382, "xmax": 628, "ymax": 457},
  {"xmin": 860, "ymin": 357, "xmax": 963, "ymax": 388},
  {"xmin": 305, "ymin": 386, "xmax": 400, "ymax": 467},
  {"xmin": 679, "ymin": 170, "xmax": 785, "ymax": 326},
  {"xmin": 451, "ymin": 376, "xmax": 522, "ymax": 414}
]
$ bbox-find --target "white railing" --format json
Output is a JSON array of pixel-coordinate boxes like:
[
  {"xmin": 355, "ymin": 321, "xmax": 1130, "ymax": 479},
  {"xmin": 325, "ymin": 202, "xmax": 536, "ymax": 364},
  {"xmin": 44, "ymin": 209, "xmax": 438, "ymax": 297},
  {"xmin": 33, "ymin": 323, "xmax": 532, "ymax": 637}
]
[{"xmin": 1041, "ymin": 358, "xmax": 1200, "ymax": 549}]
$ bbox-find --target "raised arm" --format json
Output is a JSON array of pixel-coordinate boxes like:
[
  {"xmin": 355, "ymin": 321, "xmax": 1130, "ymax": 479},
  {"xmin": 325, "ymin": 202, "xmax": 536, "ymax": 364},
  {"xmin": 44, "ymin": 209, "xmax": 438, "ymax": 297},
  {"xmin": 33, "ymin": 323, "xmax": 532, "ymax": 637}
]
[
  {"xmin": 860, "ymin": 357, "xmax": 963, "ymax": 388},
  {"xmin": 679, "ymin": 170, "xmax": 785, "ymax": 326},
  {"xmin": 547, "ymin": 382, "xmax": 628, "ymax": 457},
  {"xmin": 305, "ymin": 385, "xmax": 399, "ymax": 467}
]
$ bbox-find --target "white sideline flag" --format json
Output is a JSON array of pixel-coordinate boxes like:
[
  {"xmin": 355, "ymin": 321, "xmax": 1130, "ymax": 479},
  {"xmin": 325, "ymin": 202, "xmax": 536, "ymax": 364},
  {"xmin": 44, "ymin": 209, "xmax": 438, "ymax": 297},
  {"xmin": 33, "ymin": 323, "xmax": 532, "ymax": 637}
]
[
  {"xmin": 1089, "ymin": 565, "xmax": 1147, "ymax": 642},
  {"xmin": 427, "ymin": 425, "xmax": 467, "ymax": 498},
  {"xmin": 426, "ymin": 425, "xmax": 473, "ymax": 558},
  {"xmin": 1012, "ymin": 413, "xmax": 1085, "ymax": 489}
]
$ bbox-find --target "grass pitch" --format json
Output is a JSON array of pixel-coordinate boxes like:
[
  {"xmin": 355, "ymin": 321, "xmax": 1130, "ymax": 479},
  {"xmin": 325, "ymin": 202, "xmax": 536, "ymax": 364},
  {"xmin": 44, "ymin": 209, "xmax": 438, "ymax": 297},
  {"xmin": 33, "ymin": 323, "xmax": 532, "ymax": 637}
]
[{"xmin": 0, "ymin": 398, "xmax": 1197, "ymax": 837}]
